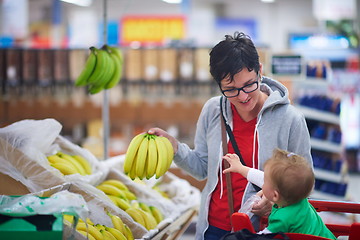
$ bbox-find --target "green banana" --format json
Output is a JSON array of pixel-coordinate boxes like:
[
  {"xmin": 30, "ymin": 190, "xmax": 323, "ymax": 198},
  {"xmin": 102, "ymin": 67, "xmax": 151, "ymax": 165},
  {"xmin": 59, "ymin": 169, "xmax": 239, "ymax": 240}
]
[
  {"xmin": 104, "ymin": 45, "xmax": 123, "ymax": 89},
  {"xmin": 88, "ymin": 47, "xmax": 115, "ymax": 94},
  {"xmin": 75, "ymin": 47, "xmax": 97, "ymax": 87},
  {"xmin": 86, "ymin": 47, "xmax": 109, "ymax": 86}
]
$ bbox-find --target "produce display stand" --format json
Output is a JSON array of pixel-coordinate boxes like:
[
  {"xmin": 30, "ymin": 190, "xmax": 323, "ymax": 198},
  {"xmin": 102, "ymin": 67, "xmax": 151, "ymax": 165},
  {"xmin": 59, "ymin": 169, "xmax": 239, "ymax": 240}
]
[{"xmin": 151, "ymin": 207, "xmax": 197, "ymax": 240}]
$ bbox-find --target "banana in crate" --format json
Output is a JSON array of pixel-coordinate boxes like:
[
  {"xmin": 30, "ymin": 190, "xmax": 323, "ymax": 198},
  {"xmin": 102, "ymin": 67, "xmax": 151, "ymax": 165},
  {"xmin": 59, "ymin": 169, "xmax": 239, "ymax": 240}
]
[
  {"xmin": 123, "ymin": 133, "xmax": 174, "ymax": 180},
  {"xmin": 94, "ymin": 177, "xmax": 165, "ymax": 232},
  {"xmin": 63, "ymin": 211, "xmax": 134, "ymax": 240},
  {"xmin": 75, "ymin": 44, "xmax": 124, "ymax": 95}
]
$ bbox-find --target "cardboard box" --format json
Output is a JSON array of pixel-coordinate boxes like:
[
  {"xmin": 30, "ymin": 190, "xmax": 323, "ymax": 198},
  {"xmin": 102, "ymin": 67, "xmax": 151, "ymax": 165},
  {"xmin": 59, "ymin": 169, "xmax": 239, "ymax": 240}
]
[{"xmin": 0, "ymin": 214, "xmax": 63, "ymax": 240}]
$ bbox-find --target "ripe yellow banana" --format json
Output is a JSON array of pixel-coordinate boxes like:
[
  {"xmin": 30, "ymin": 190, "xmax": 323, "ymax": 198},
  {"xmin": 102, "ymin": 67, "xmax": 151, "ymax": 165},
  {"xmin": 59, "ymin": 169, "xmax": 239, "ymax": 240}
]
[
  {"xmin": 122, "ymin": 190, "xmax": 137, "ymax": 201},
  {"xmin": 97, "ymin": 184, "xmax": 127, "ymax": 199},
  {"xmin": 126, "ymin": 207, "xmax": 146, "ymax": 228},
  {"xmin": 77, "ymin": 229, "xmax": 97, "ymax": 240},
  {"xmin": 47, "ymin": 154, "xmax": 78, "ymax": 171},
  {"xmin": 154, "ymin": 136, "xmax": 169, "ymax": 179},
  {"xmin": 135, "ymin": 135, "xmax": 149, "ymax": 179},
  {"xmin": 100, "ymin": 229, "xmax": 117, "ymax": 240},
  {"xmin": 101, "ymin": 179, "xmax": 128, "ymax": 191},
  {"xmin": 123, "ymin": 224, "xmax": 134, "ymax": 240},
  {"xmin": 76, "ymin": 222, "xmax": 103, "ymax": 240},
  {"xmin": 159, "ymin": 136, "xmax": 174, "ymax": 169},
  {"xmin": 107, "ymin": 195, "xmax": 131, "ymax": 211},
  {"xmin": 146, "ymin": 137, "xmax": 158, "ymax": 179},
  {"xmin": 108, "ymin": 212, "xmax": 125, "ymax": 235},
  {"xmin": 123, "ymin": 133, "xmax": 146, "ymax": 174},
  {"xmin": 139, "ymin": 202, "xmax": 152, "ymax": 214},
  {"xmin": 149, "ymin": 206, "xmax": 164, "ymax": 224},
  {"xmin": 50, "ymin": 162, "xmax": 78, "ymax": 175},
  {"xmin": 72, "ymin": 154, "xmax": 92, "ymax": 175},
  {"xmin": 57, "ymin": 151, "xmax": 87, "ymax": 175},
  {"xmin": 138, "ymin": 208, "xmax": 158, "ymax": 230},
  {"xmin": 104, "ymin": 45, "xmax": 123, "ymax": 89},
  {"xmin": 105, "ymin": 227, "xmax": 127, "ymax": 240},
  {"xmin": 75, "ymin": 47, "xmax": 97, "ymax": 87},
  {"xmin": 95, "ymin": 224, "xmax": 106, "ymax": 231}
]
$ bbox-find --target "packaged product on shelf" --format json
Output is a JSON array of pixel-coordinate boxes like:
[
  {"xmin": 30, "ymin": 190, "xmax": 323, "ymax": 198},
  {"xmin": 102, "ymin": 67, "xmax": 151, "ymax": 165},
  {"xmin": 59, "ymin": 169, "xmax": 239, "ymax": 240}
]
[
  {"xmin": 0, "ymin": 118, "xmax": 106, "ymax": 195},
  {"xmin": 143, "ymin": 48, "xmax": 159, "ymax": 82},
  {"xmin": 124, "ymin": 48, "xmax": 143, "ymax": 81},
  {"xmin": 159, "ymin": 48, "xmax": 178, "ymax": 82}
]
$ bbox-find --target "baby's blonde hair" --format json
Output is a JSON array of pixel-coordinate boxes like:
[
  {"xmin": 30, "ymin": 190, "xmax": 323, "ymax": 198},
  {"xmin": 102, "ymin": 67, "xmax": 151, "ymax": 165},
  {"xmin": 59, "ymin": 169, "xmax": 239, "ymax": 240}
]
[{"xmin": 264, "ymin": 148, "xmax": 314, "ymax": 205}]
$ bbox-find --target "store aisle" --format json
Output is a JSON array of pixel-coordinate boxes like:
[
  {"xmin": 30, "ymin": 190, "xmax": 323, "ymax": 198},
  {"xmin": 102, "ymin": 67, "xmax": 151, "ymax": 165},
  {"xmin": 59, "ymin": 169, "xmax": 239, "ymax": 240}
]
[{"xmin": 179, "ymin": 173, "xmax": 360, "ymax": 240}]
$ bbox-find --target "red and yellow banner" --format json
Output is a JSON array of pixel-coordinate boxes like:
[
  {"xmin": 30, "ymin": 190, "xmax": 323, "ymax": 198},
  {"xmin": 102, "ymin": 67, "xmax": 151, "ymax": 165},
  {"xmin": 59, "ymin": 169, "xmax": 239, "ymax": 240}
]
[{"xmin": 121, "ymin": 16, "xmax": 186, "ymax": 46}]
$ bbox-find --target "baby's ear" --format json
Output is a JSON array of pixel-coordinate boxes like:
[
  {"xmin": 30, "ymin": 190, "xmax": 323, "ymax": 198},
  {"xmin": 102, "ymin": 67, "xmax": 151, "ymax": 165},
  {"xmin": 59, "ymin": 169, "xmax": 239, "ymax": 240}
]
[{"xmin": 273, "ymin": 189, "xmax": 280, "ymax": 202}]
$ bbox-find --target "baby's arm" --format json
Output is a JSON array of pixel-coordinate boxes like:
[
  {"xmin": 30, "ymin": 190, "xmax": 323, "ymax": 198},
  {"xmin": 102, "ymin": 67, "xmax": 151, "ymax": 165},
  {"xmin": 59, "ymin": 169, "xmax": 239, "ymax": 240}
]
[{"xmin": 223, "ymin": 153, "xmax": 264, "ymax": 188}]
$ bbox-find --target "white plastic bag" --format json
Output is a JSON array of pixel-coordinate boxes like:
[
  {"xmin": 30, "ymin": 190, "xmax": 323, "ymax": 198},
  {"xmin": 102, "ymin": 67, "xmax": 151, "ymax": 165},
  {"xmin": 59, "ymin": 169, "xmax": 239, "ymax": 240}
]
[{"xmin": 239, "ymin": 194, "xmax": 261, "ymax": 219}]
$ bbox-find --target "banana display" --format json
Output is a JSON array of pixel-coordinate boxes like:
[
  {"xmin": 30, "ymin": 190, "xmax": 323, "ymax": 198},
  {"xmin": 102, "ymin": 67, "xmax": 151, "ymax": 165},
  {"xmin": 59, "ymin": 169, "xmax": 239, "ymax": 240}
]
[
  {"xmin": 123, "ymin": 133, "xmax": 174, "ymax": 180},
  {"xmin": 75, "ymin": 44, "xmax": 123, "ymax": 95},
  {"xmin": 96, "ymin": 178, "xmax": 164, "ymax": 231},
  {"xmin": 63, "ymin": 212, "xmax": 134, "ymax": 240},
  {"xmin": 47, "ymin": 151, "xmax": 92, "ymax": 176}
]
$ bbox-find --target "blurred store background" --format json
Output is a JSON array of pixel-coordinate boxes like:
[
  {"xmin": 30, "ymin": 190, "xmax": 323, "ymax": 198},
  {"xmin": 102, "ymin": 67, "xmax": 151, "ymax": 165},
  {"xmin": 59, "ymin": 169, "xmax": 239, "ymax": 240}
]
[{"xmin": 1, "ymin": 0, "xmax": 360, "ymax": 214}]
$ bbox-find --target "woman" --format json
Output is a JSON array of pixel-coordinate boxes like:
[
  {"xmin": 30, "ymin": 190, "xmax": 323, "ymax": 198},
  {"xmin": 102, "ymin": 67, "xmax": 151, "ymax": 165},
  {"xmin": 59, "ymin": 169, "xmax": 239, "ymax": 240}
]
[{"xmin": 148, "ymin": 32, "xmax": 312, "ymax": 240}]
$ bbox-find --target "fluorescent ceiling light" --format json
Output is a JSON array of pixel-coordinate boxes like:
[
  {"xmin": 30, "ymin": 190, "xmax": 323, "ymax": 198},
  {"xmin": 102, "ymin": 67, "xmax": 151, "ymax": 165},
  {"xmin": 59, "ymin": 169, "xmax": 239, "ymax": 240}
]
[
  {"xmin": 261, "ymin": 0, "xmax": 275, "ymax": 2},
  {"xmin": 162, "ymin": 0, "xmax": 182, "ymax": 3},
  {"xmin": 61, "ymin": 0, "xmax": 92, "ymax": 7}
]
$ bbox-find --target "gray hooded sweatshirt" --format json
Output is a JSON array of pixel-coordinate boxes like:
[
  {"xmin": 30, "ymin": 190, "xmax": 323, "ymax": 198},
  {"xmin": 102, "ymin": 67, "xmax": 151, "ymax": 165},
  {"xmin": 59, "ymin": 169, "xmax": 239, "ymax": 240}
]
[{"xmin": 173, "ymin": 77, "xmax": 312, "ymax": 240}]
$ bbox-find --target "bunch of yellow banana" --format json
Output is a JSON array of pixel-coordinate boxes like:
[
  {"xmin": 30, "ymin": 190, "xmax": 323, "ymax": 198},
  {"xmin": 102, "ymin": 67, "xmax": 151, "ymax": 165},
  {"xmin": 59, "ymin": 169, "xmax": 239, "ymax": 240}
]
[
  {"xmin": 125, "ymin": 201, "xmax": 164, "ymax": 230},
  {"xmin": 96, "ymin": 179, "xmax": 137, "ymax": 211},
  {"xmin": 47, "ymin": 151, "xmax": 92, "ymax": 176},
  {"xmin": 123, "ymin": 133, "xmax": 174, "ymax": 180},
  {"xmin": 75, "ymin": 44, "xmax": 123, "ymax": 95},
  {"xmin": 63, "ymin": 212, "xmax": 134, "ymax": 240}
]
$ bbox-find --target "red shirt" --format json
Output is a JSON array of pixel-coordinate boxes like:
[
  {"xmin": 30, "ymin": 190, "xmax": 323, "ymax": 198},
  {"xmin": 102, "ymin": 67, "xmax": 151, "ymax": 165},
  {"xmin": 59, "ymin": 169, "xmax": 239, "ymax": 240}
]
[{"xmin": 208, "ymin": 104, "xmax": 258, "ymax": 231}]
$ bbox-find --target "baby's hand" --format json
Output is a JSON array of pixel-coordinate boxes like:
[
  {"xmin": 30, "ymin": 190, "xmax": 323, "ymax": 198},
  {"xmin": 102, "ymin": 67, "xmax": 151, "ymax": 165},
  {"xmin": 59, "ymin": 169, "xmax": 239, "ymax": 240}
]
[{"xmin": 222, "ymin": 153, "xmax": 243, "ymax": 174}]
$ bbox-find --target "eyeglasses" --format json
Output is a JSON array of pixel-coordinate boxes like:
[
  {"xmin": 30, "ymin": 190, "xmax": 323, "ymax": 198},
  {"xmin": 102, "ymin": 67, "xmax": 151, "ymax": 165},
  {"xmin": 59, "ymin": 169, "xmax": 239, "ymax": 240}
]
[{"xmin": 221, "ymin": 74, "xmax": 260, "ymax": 98}]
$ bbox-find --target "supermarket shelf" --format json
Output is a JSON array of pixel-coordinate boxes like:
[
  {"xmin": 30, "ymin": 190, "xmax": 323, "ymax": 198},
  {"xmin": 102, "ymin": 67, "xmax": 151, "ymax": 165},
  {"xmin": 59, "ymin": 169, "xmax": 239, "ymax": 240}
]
[
  {"xmin": 295, "ymin": 105, "xmax": 340, "ymax": 125},
  {"xmin": 310, "ymin": 190, "xmax": 345, "ymax": 201},
  {"xmin": 314, "ymin": 168, "xmax": 345, "ymax": 183},
  {"xmin": 311, "ymin": 138, "xmax": 342, "ymax": 153}
]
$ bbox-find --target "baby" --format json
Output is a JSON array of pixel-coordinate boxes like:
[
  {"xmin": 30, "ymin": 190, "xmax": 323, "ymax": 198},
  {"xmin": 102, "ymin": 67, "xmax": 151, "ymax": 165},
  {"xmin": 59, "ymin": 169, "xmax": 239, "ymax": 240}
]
[{"xmin": 223, "ymin": 148, "xmax": 336, "ymax": 239}]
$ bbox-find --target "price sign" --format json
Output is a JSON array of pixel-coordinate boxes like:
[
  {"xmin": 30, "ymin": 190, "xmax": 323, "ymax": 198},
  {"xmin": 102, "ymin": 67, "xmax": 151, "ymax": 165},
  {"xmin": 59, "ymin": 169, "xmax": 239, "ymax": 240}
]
[{"xmin": 271, "ymin": 55, "xmax": 302, "ymax": 75}]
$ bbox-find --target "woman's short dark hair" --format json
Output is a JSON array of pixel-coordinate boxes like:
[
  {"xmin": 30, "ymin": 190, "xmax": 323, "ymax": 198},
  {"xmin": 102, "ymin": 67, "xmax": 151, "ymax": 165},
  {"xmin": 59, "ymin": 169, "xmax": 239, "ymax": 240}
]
[{"xmin": 209, "ymin": 32, "xmax": 260, "ymax": 85}]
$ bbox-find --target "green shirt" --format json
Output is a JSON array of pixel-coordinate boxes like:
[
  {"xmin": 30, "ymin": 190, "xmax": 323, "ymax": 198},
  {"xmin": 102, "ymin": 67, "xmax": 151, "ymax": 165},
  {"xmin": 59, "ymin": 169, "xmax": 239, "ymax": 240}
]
[{"xmin": 267, "ymin": 198, "xmax": 336, "ymax": 240}]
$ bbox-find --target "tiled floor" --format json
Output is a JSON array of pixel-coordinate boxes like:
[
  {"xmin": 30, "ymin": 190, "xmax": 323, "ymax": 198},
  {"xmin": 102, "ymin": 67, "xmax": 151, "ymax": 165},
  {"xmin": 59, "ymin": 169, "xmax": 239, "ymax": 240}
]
[{"xmin": 178, "ymin": 173, "xmax": 360, "ymax": 240}]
